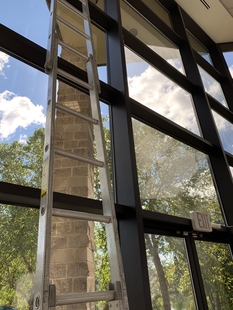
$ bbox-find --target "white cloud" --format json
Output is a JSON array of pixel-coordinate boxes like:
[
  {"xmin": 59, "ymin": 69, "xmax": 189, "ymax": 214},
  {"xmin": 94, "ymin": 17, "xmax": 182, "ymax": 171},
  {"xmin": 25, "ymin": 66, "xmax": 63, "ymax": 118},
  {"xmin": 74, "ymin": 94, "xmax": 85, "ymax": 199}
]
[
  {"xmin": 0, "ymin": 52, "xmax": 10, "ymax": 78},
  {"xmin": 19, "ymin": 134, "xmax": 28, "ymax": 144},
  {"xmin": 0, "ymin": 90, "xmax": 45, "ymax": 140},
  {"xmin": 128, "ymin": 65, "xmax": 200, "ymax": 134},
  {"xmin": 198, "ymin": 66, "xmax": 227, "ymax": 106}
]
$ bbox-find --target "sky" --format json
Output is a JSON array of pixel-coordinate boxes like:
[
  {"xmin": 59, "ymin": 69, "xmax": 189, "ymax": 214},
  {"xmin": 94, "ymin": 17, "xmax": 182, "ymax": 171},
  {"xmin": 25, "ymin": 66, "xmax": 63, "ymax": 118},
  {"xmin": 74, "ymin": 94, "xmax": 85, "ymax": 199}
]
[
  {"xmin": 1, "ymin": 0, "xmax": 233, "ymax": 156},
  {"xmin": 0, "ymin": 0, "xmax": 109, "ymax": 143}
]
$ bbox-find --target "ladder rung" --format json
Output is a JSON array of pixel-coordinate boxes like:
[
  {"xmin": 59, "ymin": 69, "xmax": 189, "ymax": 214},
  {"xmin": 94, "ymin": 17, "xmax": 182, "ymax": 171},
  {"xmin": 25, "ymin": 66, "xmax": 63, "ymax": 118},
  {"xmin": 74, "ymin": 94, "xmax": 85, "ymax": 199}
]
[
  {"xmin": 58, "ymin": 0, "xmax": 87, "ymax": 21},
  {"xmin": 57, "ymin": 68, "xmax": 93, "ymax": 90},
  {"xmin": 58, "ymin": 40, "xmax": 89, "ymax": 61},
  {"xmin": 55, "ymin": 148, "xmax": 104, "ymax": 167},
  {"xmin": 53, "ymin": 208, "xmax": 111, "ymax": 223},
  {"xmin": 56, "ymin": 290, "xmax": 115, "ymax": 306},
  {"xmin": 57, "ymin": 15, "xmax": 90, "ymax": 40},
  {"xmin": 56, "ymin": 102, "xmax": 98, "ymax": 124}
]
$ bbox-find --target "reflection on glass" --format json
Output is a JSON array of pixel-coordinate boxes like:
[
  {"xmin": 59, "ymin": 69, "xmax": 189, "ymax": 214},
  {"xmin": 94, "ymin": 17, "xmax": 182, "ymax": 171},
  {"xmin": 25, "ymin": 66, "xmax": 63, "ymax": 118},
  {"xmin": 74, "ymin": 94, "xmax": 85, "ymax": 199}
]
[
  {"xmin": 145, "ymin": 234, "xmax": 196, "ymax": 310},
  {"xmin": 125, "ymin": 48, "xmax": 200, "ymax": 135},
  {"xmin": 57, "ymin": 1, "xmax": 107, "ymax": 79},
  {"xmin": 198, "ymin": 66, "xmax": 228, "ymax": 107},
  {"xmin": 212, "ymin": 111, "xmax": 233, "ymax": 154},
  {"xmin": 90, "ymin": 0, "xmax": 104, "ymax": 10},
  {"xmin": 141, "ymin": 0, "xmax": 172, "ymax": 27},
  {"xmin": 187, "ymin": 31, "xmax": 212, "ymax": 65},
  {"xmin": 223, "ymin": 52, "xmax": 233, "ymax": 78},
  {"xmin": 0, "ymin": 0, "xmax": 49, "ymax": 48},
  {"xmin": 121, "ymin": 1, "xmax": 184, "ymax": 74},
  {"xmin": 0, "ymin": 54, "xmax": 47, "ymax": 187},
  {"xmin": 196, "ymin": 241, "xmax": 233, "ymax": 310},
  {"xmin": 132, "ymin": 119, "xmax": 223, "ymax": 221},
  {"xmin": 0, "ymin": 204, "xmax": 39, "ymax": 309}
]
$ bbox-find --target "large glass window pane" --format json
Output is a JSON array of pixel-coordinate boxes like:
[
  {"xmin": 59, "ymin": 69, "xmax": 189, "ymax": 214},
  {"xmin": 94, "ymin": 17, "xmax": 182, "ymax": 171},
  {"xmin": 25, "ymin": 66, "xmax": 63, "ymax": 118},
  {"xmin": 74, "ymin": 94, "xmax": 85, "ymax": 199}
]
[
  {"xmin": 1, "ymin": 0, "xmax": 49, "ymax": 48},
  {"xmin": 121, "ymin": 2, "xmax": 185, "ymax": 74},
  {"xmin": 187, "ymin": 31, "xmax": 212, "ymax": 65},
  {"xmin": 145, "ymin": 234, "xmax": 196, "ymax": 310},
  {"xmin": 0, "ymin": 53, "xmax": 47, "ymax": 187},
  {"xmin": 196, "ymin": 241, "xmax": 233, "ymax": 310},
  {"xmin": 198, "ymin": 66, "xmax": 228, "ymax": 107},
  {"xmin": 223, "ymin": 52, "xmax": 233, "ymax": 78},
  {"xmin": 0, "ymin": 204, "xmax": 39, "ymax": 309},
  {"xmin": 57, "ymin": 1, "xmax": 107, "ymax": 81},
  {"xmin": 212, "ymin": 111, "xmax": 233, "ymax": 154},
  {"xmin": 132, "ymin": 119, "xmax": 223, "ymax": 222},
  {"xmin": 125, "ymin": 48, "xmax": 200, "ymax": 135},
  {"xmin": 141, "ymin": 0, "xmax": 172, "ymax": 27},
  {"xmin": 0, "ymin": 53, "xmax": 47, "ymax": 143}
]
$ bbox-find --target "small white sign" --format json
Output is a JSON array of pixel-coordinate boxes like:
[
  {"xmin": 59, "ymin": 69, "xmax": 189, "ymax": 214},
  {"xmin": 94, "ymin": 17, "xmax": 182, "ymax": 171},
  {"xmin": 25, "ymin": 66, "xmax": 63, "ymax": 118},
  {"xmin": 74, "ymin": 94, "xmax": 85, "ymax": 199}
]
[{"xmin": 190, "ymin": 211, "xmax": 212, "ymax": 232}]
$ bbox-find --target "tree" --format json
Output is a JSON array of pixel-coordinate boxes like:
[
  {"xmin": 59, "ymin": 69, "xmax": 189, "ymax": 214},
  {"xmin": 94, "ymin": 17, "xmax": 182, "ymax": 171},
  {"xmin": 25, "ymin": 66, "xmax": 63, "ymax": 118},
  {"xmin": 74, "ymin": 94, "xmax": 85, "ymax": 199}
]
[{"xmin": 0, "ymin": 128, "xmax": 44, "ymax": 309}]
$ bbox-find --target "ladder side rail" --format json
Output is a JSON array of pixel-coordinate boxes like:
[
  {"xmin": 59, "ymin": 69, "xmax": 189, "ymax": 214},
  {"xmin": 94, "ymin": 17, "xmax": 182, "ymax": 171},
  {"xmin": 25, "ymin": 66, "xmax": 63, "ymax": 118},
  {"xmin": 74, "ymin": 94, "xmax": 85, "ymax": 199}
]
[
  {"xmin": 33, "ymin": 0, "xmax": 58, "ymax": 309},
  {"xmin": 82, "ymin": 2, "xmax": 129, "ymax": 309}
]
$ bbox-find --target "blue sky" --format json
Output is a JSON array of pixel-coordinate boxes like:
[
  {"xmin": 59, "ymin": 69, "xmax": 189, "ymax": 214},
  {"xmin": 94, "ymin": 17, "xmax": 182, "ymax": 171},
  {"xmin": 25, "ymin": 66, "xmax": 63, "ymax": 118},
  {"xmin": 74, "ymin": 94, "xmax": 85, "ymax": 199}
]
[{"xmin": 0, "ymin": 0, "xmax": 109, "ymax": 142}]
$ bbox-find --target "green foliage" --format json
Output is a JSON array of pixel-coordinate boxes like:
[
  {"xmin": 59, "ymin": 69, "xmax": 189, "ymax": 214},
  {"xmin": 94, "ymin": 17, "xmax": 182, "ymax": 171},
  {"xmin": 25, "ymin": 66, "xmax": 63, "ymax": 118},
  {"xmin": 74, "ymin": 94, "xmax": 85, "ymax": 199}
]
[
  {"xmin": 0, "ymin": 128, "xmax": 44, "ymax": 309},
  {"xmin": 132, "ymin": 120, "xmax": 233, "ymax": 310},
  {"xmin": 1, "ymin": 120, "xmax": 233, "ymax": 310}
]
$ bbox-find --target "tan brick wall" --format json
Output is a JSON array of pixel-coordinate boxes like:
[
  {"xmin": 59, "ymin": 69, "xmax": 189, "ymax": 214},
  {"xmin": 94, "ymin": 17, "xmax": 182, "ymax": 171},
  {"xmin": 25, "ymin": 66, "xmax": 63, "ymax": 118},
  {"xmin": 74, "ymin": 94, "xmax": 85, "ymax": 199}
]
[{"xmin": 50, "ymin": 45, "xmax": 95, "ymax": 310}]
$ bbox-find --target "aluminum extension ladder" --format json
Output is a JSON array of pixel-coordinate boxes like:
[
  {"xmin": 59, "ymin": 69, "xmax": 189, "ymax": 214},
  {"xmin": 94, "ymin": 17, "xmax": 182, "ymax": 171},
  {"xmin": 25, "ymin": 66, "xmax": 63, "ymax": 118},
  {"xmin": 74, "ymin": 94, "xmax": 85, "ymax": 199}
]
[{"xmin": 33, "ymin": 0, "xmax": 128, "ymax": 309}]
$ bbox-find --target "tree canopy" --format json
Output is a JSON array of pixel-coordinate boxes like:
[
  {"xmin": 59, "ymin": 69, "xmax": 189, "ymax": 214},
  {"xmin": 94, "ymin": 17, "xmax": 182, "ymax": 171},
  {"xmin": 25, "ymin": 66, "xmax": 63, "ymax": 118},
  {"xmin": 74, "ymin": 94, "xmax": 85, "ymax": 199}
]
[{"xmin": 0, "ymin": 128, "xmax": 44, "ymax": 309}]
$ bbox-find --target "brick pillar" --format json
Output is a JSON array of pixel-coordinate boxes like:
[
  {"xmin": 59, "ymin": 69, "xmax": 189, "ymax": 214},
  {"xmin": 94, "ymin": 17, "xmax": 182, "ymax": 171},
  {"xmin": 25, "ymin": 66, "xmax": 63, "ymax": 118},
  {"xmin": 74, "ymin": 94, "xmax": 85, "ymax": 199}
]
[{"xmin": 50, "ymin": 46, "xmax": 95, "ymax": 310}]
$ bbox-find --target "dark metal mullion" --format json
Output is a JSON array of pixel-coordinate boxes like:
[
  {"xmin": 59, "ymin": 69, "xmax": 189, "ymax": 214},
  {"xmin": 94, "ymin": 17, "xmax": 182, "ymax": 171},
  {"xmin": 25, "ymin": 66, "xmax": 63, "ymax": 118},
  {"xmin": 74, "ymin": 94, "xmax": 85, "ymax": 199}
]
[
  {"xmin": 208, "ymin": 44, "xmax": 233, "ymax": 112},
  {"xmin": 178, "ymin": 7, "xmax": 233, "ymax": 111},
  {"xmin": 226, "ymin": 152, "xmax": 233, "ymax": 167},
  {"xmin": 185, "ymin": 236, "xmax": 209, "ymax": 310},
  {"xmin": 193, "ymin": 50, "xmax": 222, "ymax": 82},
  {"xmin": 180, "ymin": 8, "xmax": 213, "ymax": 48},
  {"xmin": 171, "ymin": 4, "xmax": 233, "ymax": 226},
  {"xmin": 207, "ymin": 94, "xmax": 233, "ymax": 123},
  {"xmin": 105, "ymin": 1, "xmax": 152, "ymax": 309},
  {"xmin": 219, "ymin": 42, "xmax": 233, "ymax": 53}
]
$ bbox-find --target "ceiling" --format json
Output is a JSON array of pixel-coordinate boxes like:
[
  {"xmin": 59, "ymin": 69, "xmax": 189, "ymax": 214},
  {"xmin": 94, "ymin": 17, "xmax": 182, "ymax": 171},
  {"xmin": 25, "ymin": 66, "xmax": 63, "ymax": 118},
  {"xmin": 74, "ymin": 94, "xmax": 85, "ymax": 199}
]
[{"xmin": 175, "ymin": 0, "xmax": 233, "ymax": 43}]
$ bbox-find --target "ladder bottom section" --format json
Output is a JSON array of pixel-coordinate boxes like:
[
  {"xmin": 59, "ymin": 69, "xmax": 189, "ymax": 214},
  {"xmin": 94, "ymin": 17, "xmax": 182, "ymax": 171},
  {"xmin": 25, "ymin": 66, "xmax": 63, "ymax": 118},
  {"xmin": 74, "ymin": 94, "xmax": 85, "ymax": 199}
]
[{"xmin": 56, "ymin": 290, "xmax": 115, "ymax": 306}]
